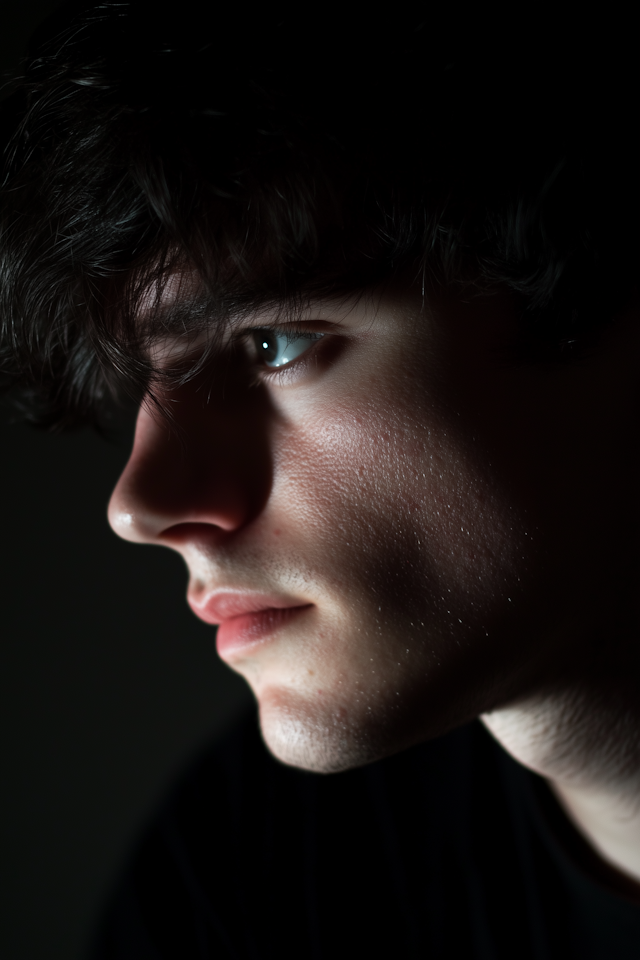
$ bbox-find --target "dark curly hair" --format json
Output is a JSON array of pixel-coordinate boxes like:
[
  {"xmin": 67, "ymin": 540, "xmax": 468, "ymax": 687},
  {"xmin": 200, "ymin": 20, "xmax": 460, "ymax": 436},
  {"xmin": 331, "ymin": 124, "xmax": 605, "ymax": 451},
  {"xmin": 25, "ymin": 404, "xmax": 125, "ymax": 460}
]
[{"xmin": 0, "ymin": 1, "xmax": 638, "ymax": 430}]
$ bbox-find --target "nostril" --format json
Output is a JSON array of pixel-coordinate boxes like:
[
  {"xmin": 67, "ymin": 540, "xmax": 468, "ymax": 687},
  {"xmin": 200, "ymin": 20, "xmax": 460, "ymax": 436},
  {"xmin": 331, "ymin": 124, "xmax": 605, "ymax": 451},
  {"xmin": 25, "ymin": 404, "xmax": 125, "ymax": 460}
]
[
  {"xmin": 158, "ymin": 521, "xmax": 238, "ymax": 548},
  {"xmin": 107, "ymin": 465, "xmax": 254, "ymax": 543}
]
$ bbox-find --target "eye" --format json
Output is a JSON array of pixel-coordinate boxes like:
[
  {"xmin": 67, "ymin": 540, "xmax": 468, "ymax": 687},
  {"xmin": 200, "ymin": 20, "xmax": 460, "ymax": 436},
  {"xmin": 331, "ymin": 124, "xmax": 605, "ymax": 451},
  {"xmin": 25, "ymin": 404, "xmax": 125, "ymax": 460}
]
[{"xmin": 250, "ymin": 328, "xmax": 324, "ymax": 369}]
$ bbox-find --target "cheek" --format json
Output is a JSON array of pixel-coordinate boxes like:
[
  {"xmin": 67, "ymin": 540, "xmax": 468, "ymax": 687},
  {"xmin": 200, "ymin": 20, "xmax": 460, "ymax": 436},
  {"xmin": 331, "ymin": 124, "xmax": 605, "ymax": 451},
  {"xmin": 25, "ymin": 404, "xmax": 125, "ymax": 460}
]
[
  {"xmin": 251, "ymin": 379, "xmax": 547, "ymax": 771},
  {"xmin": 276, "ymin": 390, "xmax": 531, "ymax": 638}
]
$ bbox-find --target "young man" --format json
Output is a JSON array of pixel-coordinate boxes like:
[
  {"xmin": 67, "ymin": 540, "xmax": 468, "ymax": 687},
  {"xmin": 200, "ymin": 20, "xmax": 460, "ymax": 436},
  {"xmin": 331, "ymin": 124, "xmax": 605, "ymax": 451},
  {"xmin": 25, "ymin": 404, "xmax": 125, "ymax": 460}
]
[{"xmin": 2, "ymin": 2, "xmax": 640, "ymax": 956}]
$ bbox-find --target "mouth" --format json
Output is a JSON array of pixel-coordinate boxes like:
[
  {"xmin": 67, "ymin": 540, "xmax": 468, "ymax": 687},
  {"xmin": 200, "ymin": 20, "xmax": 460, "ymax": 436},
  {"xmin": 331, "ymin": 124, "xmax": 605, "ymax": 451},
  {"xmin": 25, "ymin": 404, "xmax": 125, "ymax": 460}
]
[{"xmin": 188, "ymin": 590, "xmax": 313, "ymax": 659}]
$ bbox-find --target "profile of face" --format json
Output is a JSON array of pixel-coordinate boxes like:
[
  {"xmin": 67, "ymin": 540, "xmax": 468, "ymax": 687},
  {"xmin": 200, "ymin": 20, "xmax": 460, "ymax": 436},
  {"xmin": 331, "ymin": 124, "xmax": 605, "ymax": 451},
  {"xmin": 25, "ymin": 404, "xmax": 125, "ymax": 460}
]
[{"xmin": 107, "ymin": 276, "xmax": 640, "ymax": 774}]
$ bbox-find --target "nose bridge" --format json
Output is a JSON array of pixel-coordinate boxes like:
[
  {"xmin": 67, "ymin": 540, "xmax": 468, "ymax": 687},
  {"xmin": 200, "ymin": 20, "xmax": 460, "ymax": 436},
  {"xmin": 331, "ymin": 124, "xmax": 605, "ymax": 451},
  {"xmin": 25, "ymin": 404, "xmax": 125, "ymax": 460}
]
[{"xmin": 107, "ymin": 380, "xmax": 273, "ymax": 544}]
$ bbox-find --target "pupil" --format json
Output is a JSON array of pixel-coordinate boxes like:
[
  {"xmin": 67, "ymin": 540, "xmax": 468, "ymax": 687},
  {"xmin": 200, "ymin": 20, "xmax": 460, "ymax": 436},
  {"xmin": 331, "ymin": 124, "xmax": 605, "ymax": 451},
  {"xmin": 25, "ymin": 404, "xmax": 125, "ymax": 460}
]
[{"xmin": 257, "ymin": 331, "xmax": 278, "ymax": 365}]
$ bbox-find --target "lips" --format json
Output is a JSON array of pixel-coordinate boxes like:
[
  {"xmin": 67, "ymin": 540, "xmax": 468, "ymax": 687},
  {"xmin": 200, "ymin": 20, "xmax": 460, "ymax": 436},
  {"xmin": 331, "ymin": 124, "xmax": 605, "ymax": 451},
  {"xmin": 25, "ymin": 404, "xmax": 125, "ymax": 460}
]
[
  {"xmin": 188, "ymin": 590, "xmax": 307, "ymax": 625},
  {"xmin": 188, "ymin": 590, "xmax": 313, "ymax": 659}
]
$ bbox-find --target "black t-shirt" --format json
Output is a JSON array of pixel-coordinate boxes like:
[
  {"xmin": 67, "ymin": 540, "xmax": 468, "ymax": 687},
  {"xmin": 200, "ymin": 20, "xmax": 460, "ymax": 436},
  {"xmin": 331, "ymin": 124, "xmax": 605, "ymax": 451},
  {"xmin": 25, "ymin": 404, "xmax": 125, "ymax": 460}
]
[{"xmin": 89, "ymin": 708, "xmax": 640, "ymax": 959}]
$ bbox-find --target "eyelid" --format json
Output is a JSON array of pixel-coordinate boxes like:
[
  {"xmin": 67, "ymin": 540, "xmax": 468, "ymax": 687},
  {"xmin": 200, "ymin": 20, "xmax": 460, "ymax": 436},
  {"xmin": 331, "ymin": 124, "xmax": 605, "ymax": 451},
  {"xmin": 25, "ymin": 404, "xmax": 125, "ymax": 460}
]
[{"xmin": 234, "ymin": 317, "xmax": 338, "ymax": 339}]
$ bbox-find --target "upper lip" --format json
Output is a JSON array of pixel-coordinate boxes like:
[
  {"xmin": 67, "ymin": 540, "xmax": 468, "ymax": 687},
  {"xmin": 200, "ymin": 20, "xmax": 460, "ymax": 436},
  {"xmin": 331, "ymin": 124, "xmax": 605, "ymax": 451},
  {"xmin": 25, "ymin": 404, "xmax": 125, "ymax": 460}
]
[{"xmin": 188, "ymin": 590, "xmax": 310, "ymax": 625}]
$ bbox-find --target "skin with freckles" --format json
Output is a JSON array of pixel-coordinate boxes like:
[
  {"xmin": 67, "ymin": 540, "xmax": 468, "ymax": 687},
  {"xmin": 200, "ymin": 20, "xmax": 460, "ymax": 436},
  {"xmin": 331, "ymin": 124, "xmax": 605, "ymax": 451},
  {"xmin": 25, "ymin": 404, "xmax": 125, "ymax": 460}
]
[{"xmin": 108, "ymin": 276, "xmax": 640, "ymax": 891}]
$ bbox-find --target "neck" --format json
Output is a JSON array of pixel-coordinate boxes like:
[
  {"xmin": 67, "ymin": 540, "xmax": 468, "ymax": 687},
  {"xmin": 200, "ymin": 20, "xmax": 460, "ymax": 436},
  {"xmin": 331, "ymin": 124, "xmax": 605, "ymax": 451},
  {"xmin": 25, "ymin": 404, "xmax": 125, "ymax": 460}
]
[
  {"xmin": 548, "ymin": 778, "xmax": 640, "ymax": 900},
  {"xmin": 481, "ymin": 672, "xmax": 640, "ymax": 900},
  {"xmin": 481, "ymin": 591, "xmax": 640, "ymax": 898}
]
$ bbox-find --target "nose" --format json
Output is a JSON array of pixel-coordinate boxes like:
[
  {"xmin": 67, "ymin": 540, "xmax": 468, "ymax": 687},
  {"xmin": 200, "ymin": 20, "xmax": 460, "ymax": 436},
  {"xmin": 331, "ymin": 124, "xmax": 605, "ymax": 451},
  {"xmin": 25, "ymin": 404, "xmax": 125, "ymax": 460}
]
[{"xmin": 107, "ymin": 381, "xmax": 272, "ymax": 546}]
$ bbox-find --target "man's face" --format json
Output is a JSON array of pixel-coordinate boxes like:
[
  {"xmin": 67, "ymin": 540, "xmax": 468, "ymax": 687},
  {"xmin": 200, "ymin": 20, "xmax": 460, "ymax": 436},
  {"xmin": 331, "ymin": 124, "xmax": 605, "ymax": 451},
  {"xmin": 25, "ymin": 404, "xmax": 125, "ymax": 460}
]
[{"xmin": 108, "ymin": 277, "xmax": 640, "ymax": 773}]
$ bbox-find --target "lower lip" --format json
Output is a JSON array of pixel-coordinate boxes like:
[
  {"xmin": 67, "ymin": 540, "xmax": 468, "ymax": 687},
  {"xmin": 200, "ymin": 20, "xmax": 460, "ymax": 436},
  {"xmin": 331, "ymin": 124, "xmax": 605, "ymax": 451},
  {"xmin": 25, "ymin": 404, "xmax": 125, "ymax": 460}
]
[{"xmin": 215, "ymin": 605, "xmax": 312, "ymax": 659}]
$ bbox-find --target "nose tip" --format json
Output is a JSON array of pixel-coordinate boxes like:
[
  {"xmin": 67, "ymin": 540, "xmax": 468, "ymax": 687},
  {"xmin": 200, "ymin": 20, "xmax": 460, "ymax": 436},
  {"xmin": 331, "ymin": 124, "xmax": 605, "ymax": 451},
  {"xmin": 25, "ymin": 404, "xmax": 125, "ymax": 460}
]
[
  {"xmin": 107, "ymin": 482, "xmax": 157, "ymax": 543},
  {"xmin": 106, "ymin": 395, "xmax": 269, "ymax": 546},
  {"xmin": 107, "ymin": 468, "xmax": 250, "ymax": 544}
]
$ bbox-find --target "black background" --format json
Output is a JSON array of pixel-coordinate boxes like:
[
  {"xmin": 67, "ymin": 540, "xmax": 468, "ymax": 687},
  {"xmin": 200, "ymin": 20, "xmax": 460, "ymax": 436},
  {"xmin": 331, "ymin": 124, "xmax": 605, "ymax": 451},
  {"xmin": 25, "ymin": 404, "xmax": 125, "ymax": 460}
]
[{"xmin": 0, "ymin": 5, "xmax": 253, "ymax": 958}]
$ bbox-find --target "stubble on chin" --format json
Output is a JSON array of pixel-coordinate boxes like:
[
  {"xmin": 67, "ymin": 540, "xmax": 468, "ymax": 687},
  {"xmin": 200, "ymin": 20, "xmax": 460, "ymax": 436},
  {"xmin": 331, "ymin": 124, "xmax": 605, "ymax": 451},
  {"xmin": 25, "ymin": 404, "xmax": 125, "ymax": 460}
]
[{"xmin": 256, "ymin": 685, "xmax": 405, "ymax": 774}]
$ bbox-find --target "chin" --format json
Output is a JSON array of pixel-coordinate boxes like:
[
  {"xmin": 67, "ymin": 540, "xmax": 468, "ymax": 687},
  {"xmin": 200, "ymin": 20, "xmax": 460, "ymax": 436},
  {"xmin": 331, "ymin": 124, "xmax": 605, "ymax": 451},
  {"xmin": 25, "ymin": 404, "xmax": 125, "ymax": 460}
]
[{"xmin": 257, "ymin": 687, "xmax": 397, "ymax": 774}]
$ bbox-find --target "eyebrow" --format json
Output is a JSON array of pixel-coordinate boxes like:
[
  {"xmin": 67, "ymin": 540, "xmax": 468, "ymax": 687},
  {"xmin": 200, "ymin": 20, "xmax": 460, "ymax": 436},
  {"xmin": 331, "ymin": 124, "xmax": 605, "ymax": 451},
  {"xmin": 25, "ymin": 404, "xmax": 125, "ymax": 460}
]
[
  {"xmin": 137, "ymin": 289, "xmax": 223, "ymax": 336},
  {"xmin": 138, "ymin": 289, "xmax": 324, "ymax": 344},
  {"xmin": 133, "ymin": 265, "xmax": 367, "ymax": 352}
]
